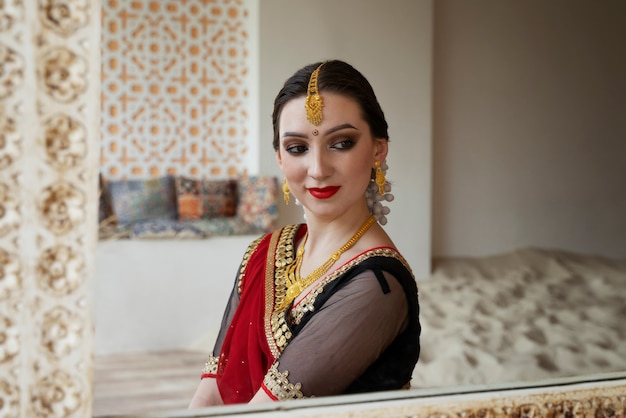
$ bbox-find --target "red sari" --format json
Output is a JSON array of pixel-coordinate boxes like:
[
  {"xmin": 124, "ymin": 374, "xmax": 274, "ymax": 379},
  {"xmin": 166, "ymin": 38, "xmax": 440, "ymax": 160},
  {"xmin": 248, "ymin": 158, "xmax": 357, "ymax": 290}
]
[
  {"xmin": 202, "ymin": 224, "xmax": 420, "ymax": 404},
  {"xmin": 206, "ymin": 225, "xmax": 306, "ymax": 403}
]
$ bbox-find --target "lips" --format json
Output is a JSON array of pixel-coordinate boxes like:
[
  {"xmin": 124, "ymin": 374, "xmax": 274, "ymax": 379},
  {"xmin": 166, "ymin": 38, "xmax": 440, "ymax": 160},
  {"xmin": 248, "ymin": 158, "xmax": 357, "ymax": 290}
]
[{"xmin": 308, "ymin": 186, "xmax": 340, "ymax": 199}]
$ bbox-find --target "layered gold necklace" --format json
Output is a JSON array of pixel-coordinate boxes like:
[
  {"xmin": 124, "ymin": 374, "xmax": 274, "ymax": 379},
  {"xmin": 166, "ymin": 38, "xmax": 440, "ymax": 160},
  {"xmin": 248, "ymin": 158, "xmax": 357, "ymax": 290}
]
[{"xmin": 280, "ymin": 215, "xmax": 376, "ymax": 309}]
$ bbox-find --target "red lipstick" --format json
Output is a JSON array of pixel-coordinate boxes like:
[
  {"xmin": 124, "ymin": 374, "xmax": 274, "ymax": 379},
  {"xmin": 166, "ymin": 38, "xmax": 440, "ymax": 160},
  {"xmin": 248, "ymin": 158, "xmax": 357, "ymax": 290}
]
[{"xmin": 308, "ymin": 186, "xmax": 340, "ymax": 199}]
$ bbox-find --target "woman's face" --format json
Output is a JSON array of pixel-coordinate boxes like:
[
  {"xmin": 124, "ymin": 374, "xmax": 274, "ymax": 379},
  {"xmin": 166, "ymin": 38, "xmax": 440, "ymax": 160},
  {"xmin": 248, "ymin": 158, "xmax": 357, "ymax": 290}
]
[{"xmin": 276, "ymin": 92, "xmax": 388, "ymax": 221}]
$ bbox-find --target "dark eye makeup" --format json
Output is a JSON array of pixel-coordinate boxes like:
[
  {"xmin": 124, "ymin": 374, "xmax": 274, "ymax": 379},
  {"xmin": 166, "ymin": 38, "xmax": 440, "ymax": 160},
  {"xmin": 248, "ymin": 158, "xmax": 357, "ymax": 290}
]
[
  {"xmin": 331, "ymin": 139, "xmax": 355, "ymax": 150},
  {"xmin": 285, "ymin": 144, "xmax": 308, "ymax": 155},
  {"xmin": 281, "ymin": 127, "xmax": 360, "ymax": 155}
]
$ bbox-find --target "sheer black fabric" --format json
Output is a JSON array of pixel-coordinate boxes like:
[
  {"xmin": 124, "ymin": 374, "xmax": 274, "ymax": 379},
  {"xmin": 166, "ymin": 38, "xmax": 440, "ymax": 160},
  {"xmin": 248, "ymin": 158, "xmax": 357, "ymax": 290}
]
[
  {"xmin": 212, "ymin": 276, "xmax": 240, "ymax": 358},
  {"xmin": 278, "ymin": 257, "xmax": 420, "ymax": 395},
  {"xmin": 209, "ymin": 233, "xmax": 421, "ymax": 398},
  {"xmin": 277, "ymin": 268, "xmax": 411, "ymax": 396}
]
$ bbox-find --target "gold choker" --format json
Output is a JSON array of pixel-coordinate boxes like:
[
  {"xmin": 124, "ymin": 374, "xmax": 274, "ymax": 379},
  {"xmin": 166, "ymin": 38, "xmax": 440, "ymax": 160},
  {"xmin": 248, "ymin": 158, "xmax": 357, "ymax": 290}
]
[{"xmin": 280, "ymin": 215, "xmax": 376, "ymax": 309}]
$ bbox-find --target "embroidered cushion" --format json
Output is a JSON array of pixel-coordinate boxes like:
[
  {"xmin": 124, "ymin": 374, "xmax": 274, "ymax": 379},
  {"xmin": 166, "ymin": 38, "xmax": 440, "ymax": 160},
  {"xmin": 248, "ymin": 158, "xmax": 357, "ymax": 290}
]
[
  {"xmin": 108, "ymin": 176, "xmax": 178, "ymax": 225},
  {"xmin": 237, "ymin": 175, "xmax": 278, "ymax": 233},
  {"xmin": 175, "ymin": 176, "xmax": 202, "ymax": 221},
  {"xmin": 175, "ymin": 177, "xmax": 237, "ymax": 221}
]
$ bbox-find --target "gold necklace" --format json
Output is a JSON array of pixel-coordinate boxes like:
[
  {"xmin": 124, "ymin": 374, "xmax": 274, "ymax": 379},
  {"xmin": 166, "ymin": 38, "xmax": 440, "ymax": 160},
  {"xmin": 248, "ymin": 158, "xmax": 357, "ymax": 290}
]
[{"xmin": 281, "ymin": 215, "xmax": 376, "ymax": 309}]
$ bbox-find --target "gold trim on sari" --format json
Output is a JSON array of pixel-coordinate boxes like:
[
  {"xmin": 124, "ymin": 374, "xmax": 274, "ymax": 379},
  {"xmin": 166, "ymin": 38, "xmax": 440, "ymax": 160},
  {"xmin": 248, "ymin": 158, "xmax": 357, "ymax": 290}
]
[
  {"xmin": 262, "ymin": 361, "xmax": 305, "ymax": 400},
  {"xmin": 265, "ymin": 225, "xmax": 414, "ymax": 355}
]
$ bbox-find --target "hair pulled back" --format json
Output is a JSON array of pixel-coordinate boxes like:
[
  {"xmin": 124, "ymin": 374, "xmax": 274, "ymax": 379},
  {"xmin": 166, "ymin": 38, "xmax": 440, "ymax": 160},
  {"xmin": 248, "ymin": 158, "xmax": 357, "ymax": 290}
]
[{"xmin": 271, "ymin": 60, "xmax": 389, "ymax": 151}]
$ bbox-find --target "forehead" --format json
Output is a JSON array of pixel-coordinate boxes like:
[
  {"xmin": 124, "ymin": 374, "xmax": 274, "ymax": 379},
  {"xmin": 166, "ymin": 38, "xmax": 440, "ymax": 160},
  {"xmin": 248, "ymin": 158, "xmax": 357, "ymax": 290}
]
[{"xmin": 279, "ymin": 92, "xmax": 364, "ymax": 130}]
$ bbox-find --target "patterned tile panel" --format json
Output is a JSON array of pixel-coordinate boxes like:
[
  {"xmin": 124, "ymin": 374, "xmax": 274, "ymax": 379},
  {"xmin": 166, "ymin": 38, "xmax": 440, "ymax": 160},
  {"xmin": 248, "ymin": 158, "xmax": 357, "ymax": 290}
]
[{"xmin": 101, "ymin": 0, "xmax": 252, "ymax": 179}]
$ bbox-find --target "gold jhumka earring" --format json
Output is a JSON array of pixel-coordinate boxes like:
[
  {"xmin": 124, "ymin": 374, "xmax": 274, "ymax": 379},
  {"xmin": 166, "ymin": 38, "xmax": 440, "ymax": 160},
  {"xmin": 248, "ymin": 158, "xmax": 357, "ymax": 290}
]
[
  {"xmin": 282, "ymin": 178, "xmax": 290, "ymax": 205},
  {"xmin": 374, "ymin": 161, "xmax": 386, "ymax": 195},
  {"xmin": 305, "ymin": 62, "xmax": 325, "ymax": 125}
]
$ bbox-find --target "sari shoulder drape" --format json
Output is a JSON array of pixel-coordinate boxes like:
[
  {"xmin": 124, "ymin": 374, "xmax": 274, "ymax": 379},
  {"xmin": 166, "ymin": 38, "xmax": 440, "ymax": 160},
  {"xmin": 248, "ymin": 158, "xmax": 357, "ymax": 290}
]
[
  {"xmin": 213, "ymin": 224, "xmax": 305, "ymax": 404},
  {"xmin": 212, "ymin": 224, "xmax": 420, "ymax": 404},
  {"xmin": 264, "ymin": 232, "xmax": 421, "ymax": 399}
]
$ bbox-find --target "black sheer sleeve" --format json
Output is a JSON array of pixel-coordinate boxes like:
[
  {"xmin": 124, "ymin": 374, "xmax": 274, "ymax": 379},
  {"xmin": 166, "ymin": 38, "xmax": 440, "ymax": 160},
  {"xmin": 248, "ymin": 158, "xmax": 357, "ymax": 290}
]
[
  {"xmin": 211, "ymin": 274, "xmax": 240, "ymax": 357},
  {"xmin": 211, "ymin": 233, "xmax": 267, "ymax": 357},
  {"xmin": 270, "ymin": 269, "xmax": 409, "ymax": 397}
]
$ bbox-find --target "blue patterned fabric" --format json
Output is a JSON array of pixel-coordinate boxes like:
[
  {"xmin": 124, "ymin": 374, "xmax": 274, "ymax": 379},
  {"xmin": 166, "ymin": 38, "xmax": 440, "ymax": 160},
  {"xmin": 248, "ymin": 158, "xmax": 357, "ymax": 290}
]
[
  {"xmin": 130, "ymin": 219, "xmax": 207, "ymax": 239},
  {"xmin": 108, "ymin": 176, "xmax": 178, "ymax": 225},
  {"xmin": 187, "ymin": 218, "xmax": 263, "ymax": 236}
]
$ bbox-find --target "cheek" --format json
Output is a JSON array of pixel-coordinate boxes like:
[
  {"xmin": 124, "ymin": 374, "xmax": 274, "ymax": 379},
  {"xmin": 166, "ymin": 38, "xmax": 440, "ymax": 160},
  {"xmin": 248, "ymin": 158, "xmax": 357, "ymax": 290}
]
[
  {"xmin": 358, "ymin": 162, "xmax": 377, "ymax": 190},
  {"xmin": 337, "ymin": 160, "xmax": 372, "ymax": 192},
  {"xmin": 344, "ymin": 158, "xmax": 373, "ymax": 179},
  {"xmin": 280, "ymin": 160, "xmax": 303, "ymax": 181}
]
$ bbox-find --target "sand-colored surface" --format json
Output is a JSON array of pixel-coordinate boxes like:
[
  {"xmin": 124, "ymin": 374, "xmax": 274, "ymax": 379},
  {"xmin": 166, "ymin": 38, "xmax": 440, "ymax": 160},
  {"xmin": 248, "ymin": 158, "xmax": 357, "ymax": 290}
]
[{"xmin": 412, "ymin": 248, "xmax": 626, "ymax": 388}]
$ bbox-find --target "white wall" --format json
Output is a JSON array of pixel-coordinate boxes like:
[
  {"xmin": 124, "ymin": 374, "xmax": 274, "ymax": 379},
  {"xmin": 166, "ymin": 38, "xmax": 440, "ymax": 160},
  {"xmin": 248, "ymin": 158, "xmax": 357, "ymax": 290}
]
[
  {"xmin": 432, "ymin": 0, "xmax": 626, "ymax": 258},
  {"xmin": 94, "ymin": 237, "xmax": 255, "ymax": 354},
  {"xmin": 257, "ymin": 0, "xmax": 433, "ymax": 278}
]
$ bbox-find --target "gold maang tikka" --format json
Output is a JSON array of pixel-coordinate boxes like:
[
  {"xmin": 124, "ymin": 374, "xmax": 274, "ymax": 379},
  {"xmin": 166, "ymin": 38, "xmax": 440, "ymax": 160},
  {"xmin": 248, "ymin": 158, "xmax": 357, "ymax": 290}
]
[{"xmin": 305, "ymin": 62, "xmax": 325, "ymax": 125}]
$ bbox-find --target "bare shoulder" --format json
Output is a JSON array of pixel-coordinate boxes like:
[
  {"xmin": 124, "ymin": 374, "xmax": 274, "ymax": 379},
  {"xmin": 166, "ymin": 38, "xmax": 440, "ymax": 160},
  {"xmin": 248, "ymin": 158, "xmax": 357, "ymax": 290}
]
[{"xmin": 359, "ymin": 222, "xmax": 396, "ymax": 250}]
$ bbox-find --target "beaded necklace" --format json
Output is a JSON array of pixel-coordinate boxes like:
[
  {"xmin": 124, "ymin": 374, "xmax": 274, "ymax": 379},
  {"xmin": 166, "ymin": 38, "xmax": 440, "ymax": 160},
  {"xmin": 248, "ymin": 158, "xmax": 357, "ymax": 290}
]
[{"xmin": 280, "ymin": 215, "xmax": 376, "ymax": 309}]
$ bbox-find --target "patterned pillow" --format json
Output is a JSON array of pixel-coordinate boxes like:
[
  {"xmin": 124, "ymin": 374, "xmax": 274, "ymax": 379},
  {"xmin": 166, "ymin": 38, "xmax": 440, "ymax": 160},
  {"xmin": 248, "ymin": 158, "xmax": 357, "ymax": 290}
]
[
  {"xmin": 175, "ymin": 176, "xmax": 237, "ymax": 221},
  {"xmin": 237, "ymin": 175, "xmax": 278, "ymax": 233},
  {"xmin": 175, "ymin": 176, "xmax": 203, "ymax": 220},
  {"xmin": 108, "ymin": 176, "xmax": 178, "ymax": 225}
]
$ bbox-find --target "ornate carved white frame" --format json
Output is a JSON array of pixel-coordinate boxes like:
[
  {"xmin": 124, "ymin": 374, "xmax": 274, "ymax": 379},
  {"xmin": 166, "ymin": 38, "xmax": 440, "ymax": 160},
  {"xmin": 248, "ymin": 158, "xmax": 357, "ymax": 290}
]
[
  {"xmin": 3, "ymin": 1, "xmax": 624, "ymax": 417},
  {"xmin": 0, "ymin": 0, "xmax": 99, "ymax": 416},
  {"xmin": 151, "ymin": 374, "xmax": 626, "ymax": 417}
]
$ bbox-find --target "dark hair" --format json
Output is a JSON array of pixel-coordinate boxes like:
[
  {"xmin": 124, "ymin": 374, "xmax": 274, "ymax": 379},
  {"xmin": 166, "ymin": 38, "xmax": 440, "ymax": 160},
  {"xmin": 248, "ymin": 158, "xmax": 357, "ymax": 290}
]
[{"xmin": 272, "ymin": 60, "xmax": 389, "ymax": 151}]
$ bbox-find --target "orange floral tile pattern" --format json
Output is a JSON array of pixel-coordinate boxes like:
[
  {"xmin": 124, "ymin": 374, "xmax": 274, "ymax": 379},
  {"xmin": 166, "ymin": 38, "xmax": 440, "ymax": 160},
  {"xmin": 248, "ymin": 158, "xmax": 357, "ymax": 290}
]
[{"xmin": 101, "ymin": 0, "xmax": 251, "ymax": 179}]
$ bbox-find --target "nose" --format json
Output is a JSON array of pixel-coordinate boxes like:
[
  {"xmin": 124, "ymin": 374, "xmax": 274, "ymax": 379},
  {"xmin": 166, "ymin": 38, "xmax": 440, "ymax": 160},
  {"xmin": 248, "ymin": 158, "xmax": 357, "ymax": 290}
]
[{"xmin": 307, "ymin": 148, "xmax": 332, "ymax": 180}]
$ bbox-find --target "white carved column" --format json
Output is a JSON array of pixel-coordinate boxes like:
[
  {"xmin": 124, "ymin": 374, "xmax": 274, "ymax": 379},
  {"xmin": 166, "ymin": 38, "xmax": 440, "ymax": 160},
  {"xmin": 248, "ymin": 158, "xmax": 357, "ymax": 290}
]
[{"xmin": 0, "ymin": 0, "xmax": 99, "ymax": 417}]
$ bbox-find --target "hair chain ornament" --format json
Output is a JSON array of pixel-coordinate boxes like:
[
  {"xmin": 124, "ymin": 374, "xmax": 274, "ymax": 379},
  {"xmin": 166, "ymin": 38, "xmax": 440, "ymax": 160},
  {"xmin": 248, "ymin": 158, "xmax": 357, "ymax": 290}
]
[
  {"xmin": 305, "ymin": 62, "xmax": 325, "ymax": 125},
  {"xmin": 278, "ymin": 215, "xmax": 376, "ymax": 310},
  {"xmin": 282, "ymin": 178, "xmax": 290, "ymax": 205}
]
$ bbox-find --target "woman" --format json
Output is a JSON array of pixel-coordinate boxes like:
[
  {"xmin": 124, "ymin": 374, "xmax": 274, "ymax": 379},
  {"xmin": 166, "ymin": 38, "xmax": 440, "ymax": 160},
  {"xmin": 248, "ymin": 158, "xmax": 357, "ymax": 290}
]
[{"xmin": 189, "ymin": 60, "xmax": 420, "ymax": 407}]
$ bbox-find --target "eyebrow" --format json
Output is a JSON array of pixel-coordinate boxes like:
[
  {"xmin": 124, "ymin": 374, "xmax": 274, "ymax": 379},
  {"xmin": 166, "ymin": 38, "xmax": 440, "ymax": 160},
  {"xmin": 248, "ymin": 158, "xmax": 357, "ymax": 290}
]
[
  {"xmin": 281, "ymin": 123, "xmax": 359, "ymax": 139},
  {"xmin": 325, "ymin": 123, "xmax": 358, "ymax": 135}
]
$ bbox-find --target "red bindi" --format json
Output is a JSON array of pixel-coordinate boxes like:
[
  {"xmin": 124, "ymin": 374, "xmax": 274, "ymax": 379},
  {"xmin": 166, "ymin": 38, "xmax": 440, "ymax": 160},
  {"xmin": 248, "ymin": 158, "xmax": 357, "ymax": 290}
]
[{"xmin": 312, "ymin": 129, "xmax": 319, "ymax": 136}]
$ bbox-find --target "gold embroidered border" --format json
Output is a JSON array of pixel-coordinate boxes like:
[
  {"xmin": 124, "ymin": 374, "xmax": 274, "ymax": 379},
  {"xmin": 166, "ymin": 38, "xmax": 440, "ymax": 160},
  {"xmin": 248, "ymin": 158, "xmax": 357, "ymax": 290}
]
[
  {"xmin": 201, "ymin": 355, "xmax": 219, "ymax": 375},
  {"xmin": 270, "ymin": 310, "xmax": 292, "ymax": 352},
  {"xmin": 272, "ymin": 224, "xmax": 299, "ymax": 308},
  {"xmin": 263, "ymin": 362, "xmax": 305, "ymax": 400},
  {"xmin": 264, "ymin": 226, "xmax": 297, "ymax": 358},
  {"xmin": 290, "ymin": 247, "xmax": 415, "ymax": 325},
  {"xmin": 266, "ymin": 230, "xmax": 416, "ymax": 353},
  {"xmin": 267, "ymin": 224, "xmax": 299, "ymax": 355},
  {"xmin": 237, "ymin": 235, "xmax": 264, "ymax": 295}
]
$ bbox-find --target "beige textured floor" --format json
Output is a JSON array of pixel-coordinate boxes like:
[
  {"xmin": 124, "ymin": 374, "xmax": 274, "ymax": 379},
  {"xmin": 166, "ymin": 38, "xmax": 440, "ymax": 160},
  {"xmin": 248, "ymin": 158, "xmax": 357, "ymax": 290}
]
[
  {"xmin": 412, "ymin": 248, "xmax": 626, "ymax": 388},
  {"xmin": 93, "ymin": 349, "xmax": 207, "ymax": 417}
]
